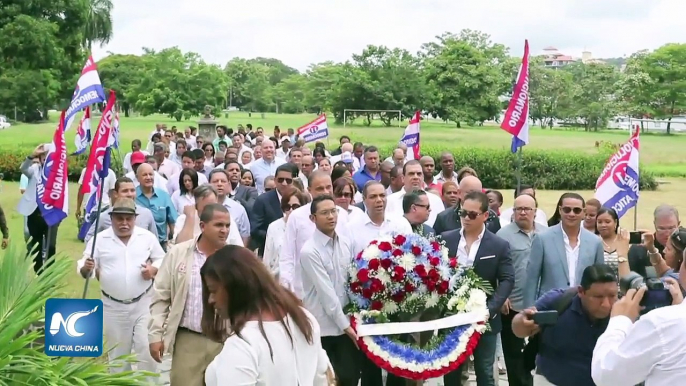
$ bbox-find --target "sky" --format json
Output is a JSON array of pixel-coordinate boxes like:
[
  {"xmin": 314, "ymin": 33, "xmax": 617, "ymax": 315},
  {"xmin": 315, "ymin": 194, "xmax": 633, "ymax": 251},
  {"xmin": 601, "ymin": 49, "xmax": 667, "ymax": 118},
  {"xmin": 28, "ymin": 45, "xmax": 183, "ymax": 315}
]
[{"xmin": 93, "ymin": 0, "xmax": 686, "ymax": 71}]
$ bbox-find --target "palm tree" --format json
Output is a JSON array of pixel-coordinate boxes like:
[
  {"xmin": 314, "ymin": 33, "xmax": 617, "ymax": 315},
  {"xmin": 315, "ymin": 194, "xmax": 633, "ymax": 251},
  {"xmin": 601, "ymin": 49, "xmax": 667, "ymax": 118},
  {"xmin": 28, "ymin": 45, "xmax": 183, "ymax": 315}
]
[
  {"xmin": 0, "ymin": 245, "xmax": 152, "ymax": 384},
  {"xmin": 83, "ymin": 0, "xmax": 114, "ymax": 52}
]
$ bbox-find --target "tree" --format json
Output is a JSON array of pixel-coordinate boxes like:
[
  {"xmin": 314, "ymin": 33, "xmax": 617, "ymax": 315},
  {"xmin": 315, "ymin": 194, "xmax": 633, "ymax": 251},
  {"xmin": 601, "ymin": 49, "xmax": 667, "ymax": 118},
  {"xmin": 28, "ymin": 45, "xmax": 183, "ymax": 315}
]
[
  {"xmin": 82, "ymin": 0, "xmax": 114, "ymax": 51},
  {"xmin": 528, "ymin": 58, "xmax": 575, "ymax": 128},
  {"xmin": 270, "ymin": 74, "xmax": 308, "ymax": 114},
  {"xmin": 0, "ymin": 1, "xmax": 90, "ymax": 121},
  {"xmin": 98, "ymin": 54, "xmax": 144, "ymax": 116},
  {"xmin": 563, "ymin": 62, "xmax": 620, "ymax": 131},
  {"xmin": 422, "ymin": 31, "xmax": 509, "ymax": 127}
]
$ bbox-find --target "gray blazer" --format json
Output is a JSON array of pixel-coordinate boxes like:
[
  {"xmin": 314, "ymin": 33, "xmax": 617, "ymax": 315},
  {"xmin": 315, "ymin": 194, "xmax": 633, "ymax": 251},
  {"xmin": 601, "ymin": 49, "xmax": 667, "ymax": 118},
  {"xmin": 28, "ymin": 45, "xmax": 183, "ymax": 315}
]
[
  {"xmin": 523, "ymin": 224, "xmax": 604, "ymax": 308},
  {"xmin": 17, "ymin": 157, "xmax": 39, "ymax": 216},
  {"xmin": 233, "ymin": 184, "xmax": 258, "ymax": 213}
]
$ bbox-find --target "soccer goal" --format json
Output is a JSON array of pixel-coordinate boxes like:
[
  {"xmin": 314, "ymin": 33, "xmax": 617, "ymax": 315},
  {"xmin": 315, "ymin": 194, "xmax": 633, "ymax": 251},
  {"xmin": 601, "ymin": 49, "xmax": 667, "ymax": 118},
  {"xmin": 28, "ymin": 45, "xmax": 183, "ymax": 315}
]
[{"xmin": 343, "ymin": 109, "xmax": 402, "ymax": 128}]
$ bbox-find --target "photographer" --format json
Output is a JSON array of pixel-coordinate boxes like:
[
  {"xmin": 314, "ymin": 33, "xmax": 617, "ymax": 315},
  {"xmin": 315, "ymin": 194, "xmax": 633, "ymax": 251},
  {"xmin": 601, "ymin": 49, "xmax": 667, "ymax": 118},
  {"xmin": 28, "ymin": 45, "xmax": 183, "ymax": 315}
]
[
  {"xmin": 628, "ymin": 205, "xmax": 680, "ymax": 278},
  {"xmin": 591, "ymin": 271, "xmax": 686, "ymax": 385},
  {"xmin": 512, "ymin": 264, "xmax": 617, "ymax": 386}
]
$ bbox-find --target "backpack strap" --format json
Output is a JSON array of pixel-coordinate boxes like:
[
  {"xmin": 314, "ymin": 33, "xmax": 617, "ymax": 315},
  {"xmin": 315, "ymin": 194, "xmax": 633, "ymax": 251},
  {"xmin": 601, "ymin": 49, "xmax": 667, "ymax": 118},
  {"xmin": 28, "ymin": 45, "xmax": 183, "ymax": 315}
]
[{"xmin": 553, "ymin": 287, "xmax": 579, "ymax": 315}]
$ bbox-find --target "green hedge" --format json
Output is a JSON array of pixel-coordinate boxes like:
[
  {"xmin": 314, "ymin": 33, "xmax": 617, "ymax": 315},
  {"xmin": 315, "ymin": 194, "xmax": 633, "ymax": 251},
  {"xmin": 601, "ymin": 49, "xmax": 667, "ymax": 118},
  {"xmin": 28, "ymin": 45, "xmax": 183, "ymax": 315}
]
[{"xmin": 0, "ymin": 146, "xmax": 657, "ymax": 191}]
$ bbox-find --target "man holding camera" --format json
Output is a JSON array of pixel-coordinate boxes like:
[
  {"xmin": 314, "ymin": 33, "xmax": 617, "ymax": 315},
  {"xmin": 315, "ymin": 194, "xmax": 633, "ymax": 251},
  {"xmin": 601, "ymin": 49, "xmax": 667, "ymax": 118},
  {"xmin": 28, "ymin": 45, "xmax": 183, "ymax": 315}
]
[
  {"xmin": 592, "ymin": 258, "xmax": 686, "ymax": 385},
  {"xmin": 512, "ymin": 264, "xmax": 617, "ymax": 386}
]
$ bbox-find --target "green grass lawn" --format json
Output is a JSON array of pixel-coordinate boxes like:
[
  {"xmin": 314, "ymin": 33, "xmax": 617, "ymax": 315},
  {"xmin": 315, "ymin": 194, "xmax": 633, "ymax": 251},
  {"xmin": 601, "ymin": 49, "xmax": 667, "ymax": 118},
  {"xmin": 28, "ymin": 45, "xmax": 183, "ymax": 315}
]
[
  {"xmin": 2, "ymin": 112, "xmax": 686, "ymax": 176},
  {"xmin": 2, "ymin": 178, "xmax": 686, "ymax": 298}
]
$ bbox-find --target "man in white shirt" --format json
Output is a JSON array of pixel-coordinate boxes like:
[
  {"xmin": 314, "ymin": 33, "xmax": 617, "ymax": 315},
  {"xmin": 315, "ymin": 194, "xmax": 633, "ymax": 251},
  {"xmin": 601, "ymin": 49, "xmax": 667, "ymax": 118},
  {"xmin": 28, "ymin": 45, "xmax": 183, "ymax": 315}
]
[
  {"xmin": 208, "ymin": 170, "xmax": 251, "ymax": 246},
  {"xmin": 280, "ymin": 171, "xmax": 350, "ymax": 297},
  {"xmin": 77, "ymin": 198, "xmax": 165, "ymax": 375},
  {"xmin": 123, "ymin": 139, "xmax": 148, "ymax": 174},
  {"xmin": 299, "ymin": 195, "xmax": 361, "ymax": 386},
  {"xmin": 183, "ymin": 127, "xmax": 197, "ymax": 150},
  {"xmin": 276, "ymin": 134, "xmax": 291, "ymax": 159},
  {"xmin": 153, "ymin": 143, "xmax": 180, "ymax": 179},
  {"xmin": 349, "ymin": 181, "xmax": 411, "ymax": 255},
  {"xmin": 385, "ymin": 160, "xmax": 444, "ymax": 227},
  {"xmin": 125, "ymin": 151, "xmax": 169, "ymax": 193},
  {"xmin": 174, "ymin": 184, "xmax": 243, "ymax": 246},
  {"xmin": 232, "ymin": 132, "xmax": 253, "ymax": 156},
  {"xmin": 251, "ymin": 139, "xmax": 286, "ymax": 194}
]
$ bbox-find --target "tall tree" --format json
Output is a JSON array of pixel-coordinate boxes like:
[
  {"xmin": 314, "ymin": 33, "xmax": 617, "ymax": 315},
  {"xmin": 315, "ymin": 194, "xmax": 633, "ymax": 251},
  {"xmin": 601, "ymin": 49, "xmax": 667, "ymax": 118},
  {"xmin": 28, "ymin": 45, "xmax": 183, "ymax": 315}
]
[
  {"xmin": 529, "ymin": 58, "xmax": 575, "ymax": 128},
  {"xmin": 82, "ymin": 0, "xmax": 114, "ymax": 52},
  {"xmin": 98, "ymin": 54, "xmax": 144, "ymax": 116},
  {"xmin": 563, "ymin": 62, "xmax": 620, "ymax": 131}
]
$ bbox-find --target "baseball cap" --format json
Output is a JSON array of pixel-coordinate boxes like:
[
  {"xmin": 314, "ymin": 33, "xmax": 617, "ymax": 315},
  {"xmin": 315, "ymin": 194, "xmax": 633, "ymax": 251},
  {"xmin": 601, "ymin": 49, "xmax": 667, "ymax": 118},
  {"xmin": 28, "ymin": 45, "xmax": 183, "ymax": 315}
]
[
  {"xmin": 341, "ymin": 151, "xmax": 353, "ymax": 164},
  {"xmin": 110, "ymin": 198, "xmax": 137, "ymax": 216},
  {"xmin": 131, "ymin": 151, "xmax": 146, "ymax": 166},
  {"xmin": 280, "ymin": 134, "xmax": 290, "ymax": 143}
]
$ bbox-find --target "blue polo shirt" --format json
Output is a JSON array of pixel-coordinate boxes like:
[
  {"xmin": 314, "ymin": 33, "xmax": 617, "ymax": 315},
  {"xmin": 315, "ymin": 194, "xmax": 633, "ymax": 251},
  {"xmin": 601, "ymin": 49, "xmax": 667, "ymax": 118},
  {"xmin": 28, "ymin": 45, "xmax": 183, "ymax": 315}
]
[
  {"xmin": 352, "ymin": 167, "xmax": 381, "ymax": 192},
  {"xmin": 135, "ymin": 186, "xmax": 178, "ymax": 243},
  {"xmin": 534, "ymin": 289, "xmax": 609, "ymax": 386}
]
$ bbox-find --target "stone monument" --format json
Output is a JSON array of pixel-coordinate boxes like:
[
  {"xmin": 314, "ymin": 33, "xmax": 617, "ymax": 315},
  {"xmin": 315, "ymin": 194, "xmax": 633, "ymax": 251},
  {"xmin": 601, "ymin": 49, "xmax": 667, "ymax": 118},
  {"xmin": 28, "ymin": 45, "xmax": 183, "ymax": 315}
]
[{"xmin": 197, "ymin": 105, "xmax": 218, "ymax": 142}]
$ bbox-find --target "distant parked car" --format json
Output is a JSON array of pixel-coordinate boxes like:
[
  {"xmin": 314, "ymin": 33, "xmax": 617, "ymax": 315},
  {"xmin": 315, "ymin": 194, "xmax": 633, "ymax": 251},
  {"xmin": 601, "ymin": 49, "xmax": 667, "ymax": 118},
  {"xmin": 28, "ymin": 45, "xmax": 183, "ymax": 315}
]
[{"xmin": 0, "ymin": 115, "xmax": 10, "ymax": 129}]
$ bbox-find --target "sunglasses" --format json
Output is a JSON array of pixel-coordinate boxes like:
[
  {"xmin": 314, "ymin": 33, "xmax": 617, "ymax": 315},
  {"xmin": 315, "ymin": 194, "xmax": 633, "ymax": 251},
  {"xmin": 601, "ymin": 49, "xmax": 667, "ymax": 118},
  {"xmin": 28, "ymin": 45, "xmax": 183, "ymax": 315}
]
[
  {"xmin": 282, "ymin": 204, "xmax": 301, "ymax": 212},
  {"xmin": 276, "ymin": 177, "xmax": 293, "ymax": 185},
  {"xmin": 414, "ymin": 203, "xmax": 431, "ymax": 211},
  {"xmin": 561, "ymin": 206, "xmax": 583, "ymax": 215},
  {"xmin": 335, "ymin": 192, "xmax": 352, "ymax": 199},
  {"xmin": 458, "ymin": 209, "xmax": 483, "ymax": 220}
]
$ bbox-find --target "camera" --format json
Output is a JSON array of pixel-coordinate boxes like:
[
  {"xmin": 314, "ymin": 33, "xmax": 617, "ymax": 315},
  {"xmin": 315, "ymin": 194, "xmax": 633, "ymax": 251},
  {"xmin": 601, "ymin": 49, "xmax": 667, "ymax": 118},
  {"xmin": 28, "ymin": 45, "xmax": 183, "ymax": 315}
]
[{"xmin": 619, "ymin": 272, "xmax": 672, "ymax": 314}]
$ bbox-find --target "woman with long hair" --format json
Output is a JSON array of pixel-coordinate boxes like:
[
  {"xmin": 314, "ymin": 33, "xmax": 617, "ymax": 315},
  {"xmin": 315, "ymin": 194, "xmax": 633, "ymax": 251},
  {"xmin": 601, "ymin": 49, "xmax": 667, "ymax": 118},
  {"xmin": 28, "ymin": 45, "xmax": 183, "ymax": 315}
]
[
  {"xmin": 171, "ymin": 168, "xmax": 199, "ymax": 213},
  {"xmin": 330, "ymin": 166, "xmax": 351, "ymax": 185},
  {"xmin": 240, "ymin": 169, "xmax": 256, "ymax": 187},
  {"xmin": 595, "ymin": 207, "xmax": 630, "ymax": 284},
  {"xmin": 202, "ymin": 246, "xmax": 331, "ymax": 385},
  {"xmin": 203, "ymin": 143, "xmax": 216, "ymax": 168},
  {"xmin": 263, "ymin": 190, "xmax": 310, "ymax": 278},
  {"xmin": 547, "ymin": 195, "xmax": 566, "ymax": 227},
  {"xmin": 332, "ymin": 177, "xmax": 364, "ymax": 222}
]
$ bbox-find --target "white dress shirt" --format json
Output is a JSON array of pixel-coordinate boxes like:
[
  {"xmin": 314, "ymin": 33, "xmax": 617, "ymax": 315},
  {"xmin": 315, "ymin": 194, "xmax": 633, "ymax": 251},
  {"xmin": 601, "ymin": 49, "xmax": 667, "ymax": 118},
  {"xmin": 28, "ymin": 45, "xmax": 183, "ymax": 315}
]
[
  {"xmin": 205, "ymin": 309, "xmax": 330, "ymax": 386},
  {"xmin": 123, "ymin": 151, "xmax": 149, "ymax": 174},
  {"xmin": 385, "ymin": 188, "xmax": 445, "ymax": 227},
  {"xmin": 125, "ymin": 170, "xmax": 169, "ymax": 193},
  {"xmin": 166, "ymin": 171, "xmax": 208, "ymax": 196},
  {"xmin": 592, "ymin": 302, "xmax": 686, "ymax": 386},
  {"xmin": 173, "ymin": 212, "xmax": 243, "ymax": 246},
  {"xmin": 157, "ymin": 158, "xmax": 180, "ymax": 179},
  {"xmin": 499, "ymin": 207, "xmax": 548, "ymax": 227},
  {"xmin": 222, "ymin": 197, "xmax": 251, "ymax": 239},
  {"xmin": 263, "ymin": 218, "xmax": 287, "ymax": 277},
  {"xmin": 76, "ymin": 227, "xmax": 165, "ymax": 300},
  {"xmin": 562, "ymin": 227, "xmax": 581, "ymax": 286},
  {"xmin": 346, "ymin": 205, "xmax": 367, "ymax": 225},
  {"xmin": 348, "ymin": 212, "xmax": 413, "ymax": 255},
  {"xmin": 456, "ymin": 226, "xmax": 486, "ymax": 267},
  {"xmin": 171, "ymin": 191, "xmax": 195, "ymax": 214},
  {"xmin": 300, "ymin": 229, "xmax": 353, "ymax": 336},
  {"xmin": 279, "ymin": 203, "xmax": 350, "ymax": 298}
]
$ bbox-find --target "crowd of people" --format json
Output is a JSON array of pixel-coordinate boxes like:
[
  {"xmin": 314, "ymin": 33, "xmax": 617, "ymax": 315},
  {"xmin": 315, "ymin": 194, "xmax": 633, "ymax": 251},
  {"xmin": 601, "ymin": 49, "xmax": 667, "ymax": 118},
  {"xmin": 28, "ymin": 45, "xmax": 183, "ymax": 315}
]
[{"xmin": 9, "ymin": 121, "xmax": 686, "ymax": 385}]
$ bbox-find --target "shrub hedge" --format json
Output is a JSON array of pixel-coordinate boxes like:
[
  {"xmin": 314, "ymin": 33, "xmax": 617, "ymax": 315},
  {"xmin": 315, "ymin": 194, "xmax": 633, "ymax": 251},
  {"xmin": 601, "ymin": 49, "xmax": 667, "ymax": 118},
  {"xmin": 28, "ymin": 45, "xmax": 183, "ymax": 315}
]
[{"xmin": 0, "ymin": 145, "xmax": 657, "ymax": 191}]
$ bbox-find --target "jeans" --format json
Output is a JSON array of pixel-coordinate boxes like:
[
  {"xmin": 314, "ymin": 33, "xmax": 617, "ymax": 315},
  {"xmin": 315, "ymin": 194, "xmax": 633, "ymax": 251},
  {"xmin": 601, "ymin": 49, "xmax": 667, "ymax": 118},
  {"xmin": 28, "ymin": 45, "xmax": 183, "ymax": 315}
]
[
  {"xmin": 444, "ymin": 332, "xmax": 498, "ymax": 386},
  {"xmin": 501, "ymin": 311, "xmax": 532, "ymax": 386}
]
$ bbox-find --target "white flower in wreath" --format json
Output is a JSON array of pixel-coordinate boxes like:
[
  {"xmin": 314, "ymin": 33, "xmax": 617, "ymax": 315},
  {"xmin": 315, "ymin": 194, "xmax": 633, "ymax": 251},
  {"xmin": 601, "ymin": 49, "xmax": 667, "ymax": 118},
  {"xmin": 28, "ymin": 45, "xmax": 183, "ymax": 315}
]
[
  {"xmin": 382, "ymin": 301, "xmax": 399, "ymax": 315},
  {"xmin": 426, "ymin": 292, "xmax": 440, "ymax": 308},
  {"xmin": 466, "ymin": 289, "xmax": 488, "ymax": 313},
  {"xmin": 399, "ymin": 253, "xmax": 416, "ymax": 271},
  {"xmin": 362, "ymin": 244, "xmax": 380, "ymax": 260},
  {"xmin": 447, "ymin": 296, "xmax": 468, "ymax": 312},
  {"xmin": 376, "ymin": 269, "xmax": 392, "ymax": 285}
]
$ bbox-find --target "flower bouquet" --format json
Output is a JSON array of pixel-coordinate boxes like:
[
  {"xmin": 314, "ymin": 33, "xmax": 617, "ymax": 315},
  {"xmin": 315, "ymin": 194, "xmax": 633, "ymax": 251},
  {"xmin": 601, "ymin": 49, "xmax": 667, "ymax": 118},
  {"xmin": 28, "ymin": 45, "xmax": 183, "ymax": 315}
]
[{"xmin": 347, "ymin": 233, "xmax": 491, "ymax": 381}]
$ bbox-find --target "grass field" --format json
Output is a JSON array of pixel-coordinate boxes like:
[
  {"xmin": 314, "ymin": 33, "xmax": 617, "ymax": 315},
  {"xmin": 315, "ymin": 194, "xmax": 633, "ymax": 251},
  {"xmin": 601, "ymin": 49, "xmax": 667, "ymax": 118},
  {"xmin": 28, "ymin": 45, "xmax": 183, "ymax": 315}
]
[
  {"xmin": 1, "ymin": 179, "xmax": 684, "ymax": 298},
  {"xmin": 2, "ymin": 112, "xmax": 686, "ymax": 176}
]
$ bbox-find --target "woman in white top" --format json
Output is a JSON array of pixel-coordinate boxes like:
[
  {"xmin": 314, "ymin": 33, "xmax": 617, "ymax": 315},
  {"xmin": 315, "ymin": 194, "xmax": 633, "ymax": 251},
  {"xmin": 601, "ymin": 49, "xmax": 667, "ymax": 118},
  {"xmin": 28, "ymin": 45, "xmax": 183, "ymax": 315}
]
[
  {"xmin": 595, "ymin": 207, "xmax": 630, "ymax": 286},
  {"xmin": 263, "ymin": 190, "xmax": 310, "ymax": 278},
  {"xmin": 331, "ymin": 176, "xmax": 365, "ymax": 223},
  {"xmin": 170, "ymin": 168, "xmax": 198, "ymax": 213},
  {"xmin": 240, "ymin": 150, "xmax": 253, "ymax": 169},
  {"xmin": 202, "ymin": 246, "xmax": 332, "ymax": 386}
]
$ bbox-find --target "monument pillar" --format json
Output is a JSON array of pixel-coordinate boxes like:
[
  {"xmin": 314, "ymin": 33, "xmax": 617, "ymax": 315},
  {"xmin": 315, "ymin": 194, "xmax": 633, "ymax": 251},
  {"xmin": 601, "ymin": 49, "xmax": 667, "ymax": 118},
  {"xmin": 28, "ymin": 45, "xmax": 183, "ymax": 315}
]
[{"xmin": 197, "ymin": 105, "xmax": 218, "ymax": 143}]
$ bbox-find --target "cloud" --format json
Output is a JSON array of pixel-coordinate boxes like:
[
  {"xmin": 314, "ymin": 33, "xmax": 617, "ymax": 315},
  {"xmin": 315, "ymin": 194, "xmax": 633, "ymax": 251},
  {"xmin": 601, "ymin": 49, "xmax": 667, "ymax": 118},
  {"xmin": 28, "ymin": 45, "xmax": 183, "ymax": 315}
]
[{"xmin": 93, "ymin": 0, "xmax": 686, "ymax": 71}]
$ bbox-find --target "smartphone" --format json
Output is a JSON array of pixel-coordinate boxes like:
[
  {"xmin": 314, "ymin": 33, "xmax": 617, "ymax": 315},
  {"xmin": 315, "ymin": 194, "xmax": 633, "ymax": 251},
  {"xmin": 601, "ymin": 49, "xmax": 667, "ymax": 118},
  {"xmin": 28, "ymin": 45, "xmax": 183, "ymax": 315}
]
[
  {"xmin": 629, "ymin": 231, "xmax": 645, "ymax": 244},
  {"xmin": 532, "ymin": 310, "xmax": 558, "ymax": 326}
]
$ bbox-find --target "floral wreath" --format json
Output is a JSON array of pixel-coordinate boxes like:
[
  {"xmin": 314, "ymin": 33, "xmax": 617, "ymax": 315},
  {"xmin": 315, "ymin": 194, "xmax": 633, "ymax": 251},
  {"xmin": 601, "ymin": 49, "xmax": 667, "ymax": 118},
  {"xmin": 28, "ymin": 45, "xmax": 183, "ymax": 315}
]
[{"xmin": 347, "ymin": 233, "xmax": 491, "ymax": 380}]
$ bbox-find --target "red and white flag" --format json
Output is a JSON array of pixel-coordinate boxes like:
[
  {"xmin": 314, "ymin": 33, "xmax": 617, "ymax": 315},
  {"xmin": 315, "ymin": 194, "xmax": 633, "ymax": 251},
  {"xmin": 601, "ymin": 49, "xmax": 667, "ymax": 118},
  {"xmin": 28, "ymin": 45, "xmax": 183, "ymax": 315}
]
[
  {"xmin": 81, "ymin": 90, "xmax": 116, "ymax": 196},
  {"xmin": 40, "ymin": 110, "xmax": 69, "ymax": 226}
]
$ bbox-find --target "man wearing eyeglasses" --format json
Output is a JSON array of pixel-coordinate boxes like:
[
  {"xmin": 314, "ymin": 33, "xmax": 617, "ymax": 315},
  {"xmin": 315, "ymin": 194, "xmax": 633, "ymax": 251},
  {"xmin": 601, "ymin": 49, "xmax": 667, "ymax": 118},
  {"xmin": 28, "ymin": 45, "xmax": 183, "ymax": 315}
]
[
  {"xmin": 628, "ymin": 204, "xmax": 680, "ymax": 278},
  {"xmin": 524, "ymin": 192, "xmax": 605, "ymax": 309},
  {"xmin": 495, "ymin": 193, "xmax": 547, "ymax": 386},
  {"xmin": 250, "ymin": 164, "xmax": 296, "ymax": 256},
  {"xmin": 441, "ymin": 190, "xmax": 514, "ymax": 386}
]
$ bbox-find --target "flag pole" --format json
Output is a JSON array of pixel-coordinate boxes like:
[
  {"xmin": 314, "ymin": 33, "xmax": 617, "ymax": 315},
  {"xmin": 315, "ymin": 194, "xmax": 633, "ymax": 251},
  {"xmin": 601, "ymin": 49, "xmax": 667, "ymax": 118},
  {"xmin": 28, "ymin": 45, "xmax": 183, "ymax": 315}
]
[
  {"xmin": 516, "ymin": 146, "xmax": 523, "ymax": 194},
  {"xmin": 631, "ymin": 124, "xmax": 638, "ymax": 231},
  {"xmin": 81, "ymin": 175, "xmax": 107, "ymax": 299}
]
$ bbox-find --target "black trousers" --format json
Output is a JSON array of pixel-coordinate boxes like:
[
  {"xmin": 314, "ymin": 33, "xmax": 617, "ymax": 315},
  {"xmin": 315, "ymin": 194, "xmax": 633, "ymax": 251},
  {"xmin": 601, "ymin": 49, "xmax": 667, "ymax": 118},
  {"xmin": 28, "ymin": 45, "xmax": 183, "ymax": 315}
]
[
  {"xmin": 359, "ymin": 350, "xmax": 411, "ymax": 386},
  {"xmin": 26, "ymin": 209, "xmax": 59, "ymax": 274},
  {"xmin": 501, "ymin": 311, "xmax": 532, "ymax": 386},
  {"xmin": 321, "ymin": 334, "xmax": 362, "ymax": 386},
  {"xmin": 443, "ymin": 332, "xmax": 497, "ymax": 386}
]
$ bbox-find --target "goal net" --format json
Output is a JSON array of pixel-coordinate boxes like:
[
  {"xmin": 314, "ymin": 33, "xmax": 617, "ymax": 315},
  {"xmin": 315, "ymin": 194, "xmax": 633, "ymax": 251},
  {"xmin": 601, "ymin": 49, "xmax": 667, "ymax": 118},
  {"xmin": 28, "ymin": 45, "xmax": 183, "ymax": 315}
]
[{"xmin": 343, "ymin": 109, "xmax": 403, "ymax": 128}]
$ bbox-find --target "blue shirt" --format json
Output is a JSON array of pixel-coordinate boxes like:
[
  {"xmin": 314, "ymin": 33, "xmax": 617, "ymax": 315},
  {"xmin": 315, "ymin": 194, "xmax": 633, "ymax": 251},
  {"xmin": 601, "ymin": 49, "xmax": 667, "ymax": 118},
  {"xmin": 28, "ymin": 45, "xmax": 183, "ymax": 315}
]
[
  {"xmin": 352, "ymin": 167, "xmax": 381, "ymax": 192},
  {"xmin": 251, "ymin": 157, "xmax": 286, "ymax": 194},
  {"xmin": 135, "ymin": 186, "xmax": 178, "ymax": 243},
  {"xmin": 535, "ymin": 289, "xmax": 609, "ymax": 386}
]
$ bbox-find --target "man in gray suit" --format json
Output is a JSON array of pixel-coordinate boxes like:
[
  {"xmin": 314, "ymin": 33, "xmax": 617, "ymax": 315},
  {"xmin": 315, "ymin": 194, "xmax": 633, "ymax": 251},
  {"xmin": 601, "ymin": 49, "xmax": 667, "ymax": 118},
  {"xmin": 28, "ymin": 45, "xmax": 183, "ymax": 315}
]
[{"xmin": 523, "ymin": 193, "xmax": 604, "ymax": 308}]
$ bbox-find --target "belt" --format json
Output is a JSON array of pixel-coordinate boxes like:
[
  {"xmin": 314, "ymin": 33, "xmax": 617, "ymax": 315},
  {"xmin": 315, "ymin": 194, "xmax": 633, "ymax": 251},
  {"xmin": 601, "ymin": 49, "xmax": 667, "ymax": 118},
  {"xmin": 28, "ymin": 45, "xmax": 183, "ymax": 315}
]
[{"xmin": 101, "ymin": 284, "xmax": 153, "ymax": 304}]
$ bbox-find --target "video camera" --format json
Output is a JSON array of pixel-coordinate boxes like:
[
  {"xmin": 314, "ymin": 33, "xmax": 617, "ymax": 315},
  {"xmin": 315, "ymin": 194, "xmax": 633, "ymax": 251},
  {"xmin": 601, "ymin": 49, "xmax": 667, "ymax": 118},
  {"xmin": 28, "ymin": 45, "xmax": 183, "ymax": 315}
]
[{"xmin": 619, "ymin": 271, "xmax": 672, "ymax": 314}]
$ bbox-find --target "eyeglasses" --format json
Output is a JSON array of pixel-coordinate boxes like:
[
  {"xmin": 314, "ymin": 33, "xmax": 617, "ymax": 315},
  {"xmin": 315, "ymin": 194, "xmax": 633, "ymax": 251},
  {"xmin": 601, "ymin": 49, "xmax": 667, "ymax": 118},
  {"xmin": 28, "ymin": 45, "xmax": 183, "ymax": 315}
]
[
  {"xmin": 282, "ymin": 203, "xmax": 301, "ymax": 212},
  {"xmin": 414, "ymin": 203, "xmax": 431, "ymax": 212},
  {"xmin": 316, "ymin": 209, "xmax": 338, "ymax": 217},
  {"xmin": 265, "ymin": 188, "xmax": 273, "ymax": 192},
  {"xmin": 514, "ymin": 207, "xmax": 534, "ymax": 213},
  {"xmin": 335, "ymin": 192, "xmax": 352, "ymax": 199},
  {"xmin": 561, "ymin": 206, "xmax": 583, "ymax": 215},
  {"xmin": 276, "ymin": 177, "xmax": 293, "ymax": 185},
  {"xmin": 458, "ymin": 209, "xmax": 483, "ymax": 220}
]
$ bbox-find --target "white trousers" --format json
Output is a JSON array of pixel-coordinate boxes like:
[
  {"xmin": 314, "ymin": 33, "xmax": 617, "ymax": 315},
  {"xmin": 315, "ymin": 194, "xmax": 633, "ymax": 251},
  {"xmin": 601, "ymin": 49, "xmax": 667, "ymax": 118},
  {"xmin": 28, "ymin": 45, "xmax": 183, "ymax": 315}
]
[{"xmin": 102, "ymin": 293, "xmax": 158, "ymax": 374}]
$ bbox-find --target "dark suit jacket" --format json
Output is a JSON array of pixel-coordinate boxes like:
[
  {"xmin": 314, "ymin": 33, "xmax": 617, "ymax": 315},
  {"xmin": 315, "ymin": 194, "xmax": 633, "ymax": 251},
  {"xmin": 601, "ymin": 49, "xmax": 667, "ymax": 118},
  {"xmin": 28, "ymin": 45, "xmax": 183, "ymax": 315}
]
[
  {"xmin": 249, "ymin": 190, "xmax": 283, "ymax": 255},
  {"xmin": 434, "ymin": 204, "xmax": 501, "ymax": 236},
  {"xmin": 441, "ymin": 228, "xmax": 514, "ymax": 334},
  {"xmin": 233, "ymin": 184, "xmax": 258, "ymax": 213}
]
